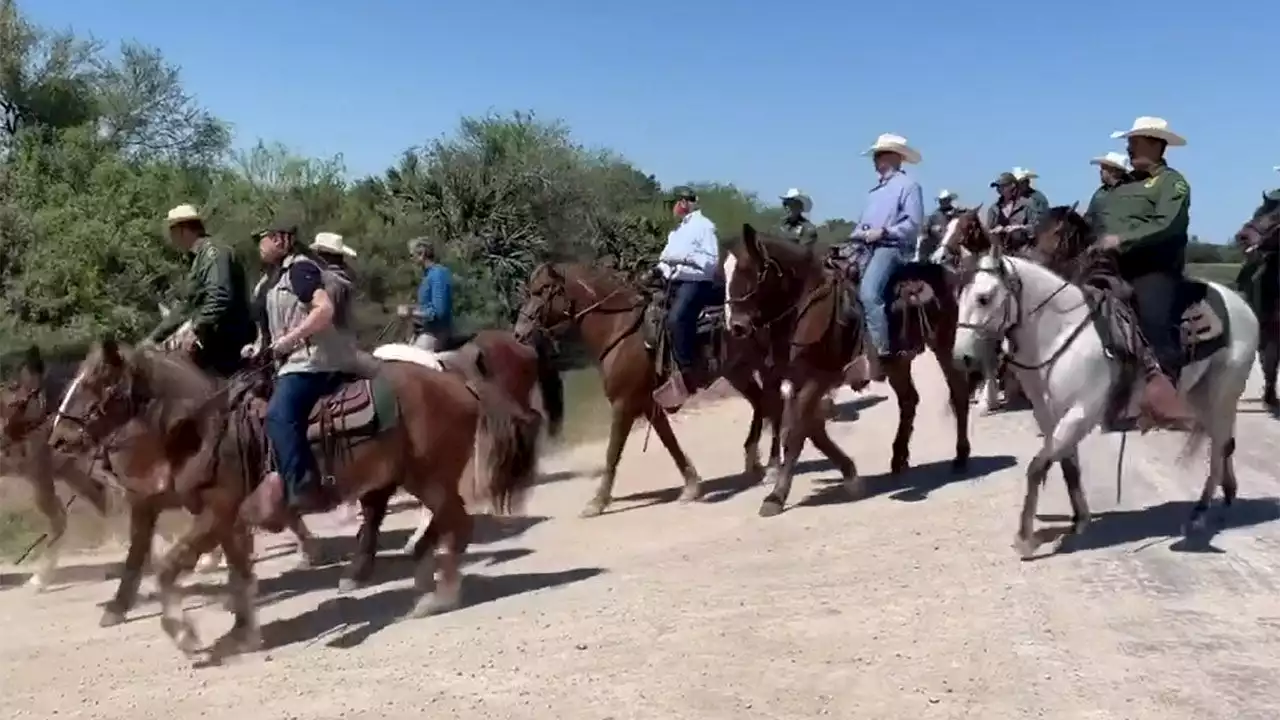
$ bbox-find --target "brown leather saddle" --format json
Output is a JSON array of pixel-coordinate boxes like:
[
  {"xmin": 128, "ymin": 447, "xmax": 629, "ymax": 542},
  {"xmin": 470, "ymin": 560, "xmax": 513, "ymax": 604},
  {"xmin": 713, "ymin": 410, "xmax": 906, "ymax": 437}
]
[
  {"xmin": 834, "ymin": 260, "xmax": 946, "ymax": 354},
  {"xmin": 306, "ymin": 378, "xmax": 380, "ymax": 441}
]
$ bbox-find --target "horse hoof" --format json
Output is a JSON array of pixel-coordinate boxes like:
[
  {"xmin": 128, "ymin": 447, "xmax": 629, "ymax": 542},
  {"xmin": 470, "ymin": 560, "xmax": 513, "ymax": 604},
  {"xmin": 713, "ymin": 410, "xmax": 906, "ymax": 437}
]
[
  {"xmin": 99, "ymin": 608, "xmax": 126, "ymax": 627},
  {"xmin": 336, "ymin": 577, "xmax": 365, "ymax": 594},
  {"xmin": 194, "ymin": 556, "xmax": 222, "ymax": 574},
  {"xmin": 1012, "ymin": 535, "xmax": 1038, "ymax": 560},
  {"xmin": 890, "ymin": 457, "xmax": 909, "ymax": 476},
  {"xmin": 677, "ymin": 486, "xmax": 702, "ymax": 504},
  {"xmin": 841, "ymin": 475, "xmax": 863, "ymax": 499},
  {"xmin": 950, "ymin": 456, "xmax": 969, "ymax": 473},
  {"xmin": 758, "ymin": 499, "xmax": 784, "ymax": 518},
  {"xmin": 579, "ymin": 501, "xmax": 607, "ymax": 518},
  {"xmin": 410, "ymin": 587, "xmax": 461, "ymax": 618},
  {"xmin": 24, "ymin": 575, "xmax": 49, "ymax": 592}
]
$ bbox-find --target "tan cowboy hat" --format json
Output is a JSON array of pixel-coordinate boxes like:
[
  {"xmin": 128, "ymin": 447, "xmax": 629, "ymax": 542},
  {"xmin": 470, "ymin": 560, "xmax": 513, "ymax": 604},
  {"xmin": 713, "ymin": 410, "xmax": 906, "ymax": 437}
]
[
  {"xmin": 310, "ymin": 231, "xmax": 357, "ymax": 257},
  {"xmin": 937, "ymin": 189, "xmax": 957, "ymax": 201},
  {"xmin": 1090, "ymin": 151, "xmax": 1131, "ymax": 172},
  {"xmin": 1110, "ymin": 116, "xmax": 1186, "ymax": 146},
  {"xmin": 166, "ymin": 204, "xmax": 202, "ymax": 227},
  {"xmin": 862, "ymin": 133, "xmax": 921, "ymax": 164},
  {"xmin": 1011, "ymin": 167, "xmax": 1038, "ymax": 181},
  {"xmin": 779, "ymin": 188, "xmax": 813, "ymax": 213}
]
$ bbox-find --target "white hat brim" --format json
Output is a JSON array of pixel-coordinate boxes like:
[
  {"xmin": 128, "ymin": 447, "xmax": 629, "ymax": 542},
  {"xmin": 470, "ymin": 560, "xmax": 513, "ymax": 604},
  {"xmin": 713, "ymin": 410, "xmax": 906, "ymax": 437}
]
[
  {"xmin": 780, "ymin": 194, "xmax": 813, "ymax": 212},
  {"xmin": 1090, "ymin": 157, "xmax": 1128, "ymax": 171},
  {"xmin": 311, "ymin": 242, "xmax": 358, "ymax": 257},
  {"xmin": 1110, "ymin": 128, "xmax": 1186, "ymax": 147},
  {"xmin": 862, "ymin": 144, "xmax": 921, "ymax": 164}
]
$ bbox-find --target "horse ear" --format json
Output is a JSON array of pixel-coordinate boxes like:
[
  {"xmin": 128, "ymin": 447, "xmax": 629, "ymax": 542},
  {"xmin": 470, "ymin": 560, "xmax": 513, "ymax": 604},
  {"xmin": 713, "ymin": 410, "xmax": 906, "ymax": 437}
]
[
  {"xmin": 1069, "ymin": 201, "xmax": 1079, "ymax": 213},
  {"xmin": 971, "ymin": 203, "xmax": 984, "ymax": 215},
  {"xmin": 100, "ymin": 336, "xmax": 123, "ymax": 368},
  {"xmin": 742, "ymin": 223, "xmax": 763, "ymax": 261}
]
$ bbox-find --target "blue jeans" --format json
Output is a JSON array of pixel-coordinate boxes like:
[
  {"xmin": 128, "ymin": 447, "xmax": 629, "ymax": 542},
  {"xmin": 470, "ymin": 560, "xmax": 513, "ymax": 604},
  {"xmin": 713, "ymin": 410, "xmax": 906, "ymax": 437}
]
[
  {"xmin": 265, "ymin": 371, "xmax": 346, "ymax": 500},
  {"xmin": 668, "ymin": 280, "xmax": 720, "ymax": 372},
  {"xmin": 859, "ymin": 245, "xmax": 904, "ymax": 356}
]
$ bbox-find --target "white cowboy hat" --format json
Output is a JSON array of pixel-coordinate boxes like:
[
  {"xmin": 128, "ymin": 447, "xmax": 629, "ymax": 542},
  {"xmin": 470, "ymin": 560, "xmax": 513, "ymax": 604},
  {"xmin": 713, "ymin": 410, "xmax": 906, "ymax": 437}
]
[
  {"xmin": 166, "ymin": 204, "xmax": 202, "ymax": 227},
  {"xmin": 862, "ymin": 133, "xmax": 921, "ymax": 164},
  {"xmin": 779, "ymin": 188, "xmax": 813, "ymax": 213},
  {"xmin": 1110, "ymin": 116, "xmax": 1186, "ymax": 146},
  {"xmin": 310, "ymin": 231, "xmax": 358, "ymax": 257},
  {"xmin": 1011, "ymin": 167, "xmax": 1039, "ymax": 181},
  {"xmin": 1090, "ymin": 151, "xmax": 1131, "ymax": 172},
  {"xmin": 1273, "ymin": 165, "xmax": 1280, "ymax": 172},
  {"xmin": 937, "ymin": 189, "xmax": 957, "ymax": 201}
]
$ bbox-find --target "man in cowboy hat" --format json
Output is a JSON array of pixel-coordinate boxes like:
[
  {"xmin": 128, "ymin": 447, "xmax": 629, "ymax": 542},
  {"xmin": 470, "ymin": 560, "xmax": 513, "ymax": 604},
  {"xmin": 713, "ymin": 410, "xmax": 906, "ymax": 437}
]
[
  {"xmin": 652, "ymin": 185, "xmax": 721, "ymax": 408},
  {"xmin": 986, "ymin": 172, "xmax": 1039, "ymax": 253},
  {"xmin": 1012, "ymin": 167, "xmax": 1049, "ymax": 220},
  {"xmin": 1096, "ymin": 115, "xmax": 1196, "ymax": 429},
  {"xmin": 779, "ymin": 188, "xmax": 819, "ymax": 248},
  {"xmin": 919, "ymin": 189, "xmax": 960, "ymax": 262},
  {"xmin": 845, "ymin": 133, "xmax": 924, "ymax": 382},
  {"xmin": 146, "ymin": 204, "xmax": 255, "ymax": 377},
  {"xmin": 1084, "ymin": 152, "xmax": 1132, "ymax": 233},
  {"xmin": 310, "ymin": 232, "xmax": 358, "ymax": 331},
  {"xmin": 399, "ymin": 236, "xmax": 455, "ymax": 351}
]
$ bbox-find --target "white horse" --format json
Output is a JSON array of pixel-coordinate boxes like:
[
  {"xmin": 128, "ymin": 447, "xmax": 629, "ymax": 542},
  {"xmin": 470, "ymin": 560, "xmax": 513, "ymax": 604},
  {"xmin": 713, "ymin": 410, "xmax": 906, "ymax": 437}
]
[{"xmin": 951, "ymin": 242, "xmax": 1259, "ymax": 558}]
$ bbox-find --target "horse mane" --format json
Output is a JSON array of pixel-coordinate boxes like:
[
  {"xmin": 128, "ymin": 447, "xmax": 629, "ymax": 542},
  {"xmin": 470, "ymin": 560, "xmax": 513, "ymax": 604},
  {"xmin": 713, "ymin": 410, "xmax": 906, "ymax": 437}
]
[{"xmin": 1032, "ymin": 205, "xmax": 1097, "ymax": 278}]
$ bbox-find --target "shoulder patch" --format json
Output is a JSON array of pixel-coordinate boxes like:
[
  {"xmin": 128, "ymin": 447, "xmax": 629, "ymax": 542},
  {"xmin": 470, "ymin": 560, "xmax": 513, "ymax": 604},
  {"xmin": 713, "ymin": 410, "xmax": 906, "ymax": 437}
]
[{"xmin": 1172, "ymin": 178, "xmax": 1189, "ymax": 197}]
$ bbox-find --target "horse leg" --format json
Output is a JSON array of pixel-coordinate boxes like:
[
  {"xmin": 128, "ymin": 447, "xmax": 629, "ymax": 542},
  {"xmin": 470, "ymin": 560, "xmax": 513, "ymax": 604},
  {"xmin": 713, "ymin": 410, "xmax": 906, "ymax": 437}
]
[
  {"xmin": 401, "ymin": 504, "xmax": 433, "ymax": 555},
  {"xmin": 763, "ymin": 373, "xmax": 784, "ymax": 476},
  {"xmin": 287, "ymin": 514, "xmax": 322, "ymax": 568},
  {"xmin": 931, "ymin": 342, "xmax": 971, "ymax": 472},
  {"xmin": 410, "ymin": 489, "xmax": 470, "ymax": 618},
  {"xmin": 99, "ymin": 500, "xmax": 159, "ymax": 627},
  {"xmin": 208, "ymin": 523, "xmax": 261, "ymax": 659},
  {"xmin": 1016, "ymin": 402, "xmax": 1098, "ymax": 559},
  {"xmin": 724, "ymin": 369, "xmax": 766, "ymax": 483},
  {"xmin": 338, "ymin": 484, "xmax": 396, "ymax": 593},
  {"xmin": 1261, "ymin": 336, "xmax": 1279, "ymax": 412},
  {"xmin": 154, "ymin": 503, "xmax": 229, "ymax": 657},
  {"xmin": 645, "ymin": 403, "xmax": 703, "ymax": 502},
  {"xmin": 581, "ymin": 405, "xmax": 640, "ymax": 518},
  {"xmin": 24, "ymin": 472, "xmax": 68, "ymax": 592},
  {"xmin": 759, "ymin": 380, "xmax": 813, "ymax": 517},
  {"xmin": 1059, "ymin": 451, "xmax": 1090, "ymax": 537},
  {"xmin": 885, "ymin": 360, "xmax": 919, "ymax": 475},
  {"xmin": 804, "ymin": 386, "xmax": 860, "ymax": 497}
]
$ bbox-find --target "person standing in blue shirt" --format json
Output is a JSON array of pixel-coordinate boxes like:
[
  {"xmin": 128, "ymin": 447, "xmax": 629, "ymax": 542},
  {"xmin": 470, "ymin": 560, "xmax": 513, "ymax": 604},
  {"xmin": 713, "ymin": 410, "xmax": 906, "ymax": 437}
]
[
  {"xmin": 398, "ymin": 237, "xmax": 455, "ymax": 351},
  {"xmin": 844, "ymin": 133, "xmax": 924, "ymax": 383}
]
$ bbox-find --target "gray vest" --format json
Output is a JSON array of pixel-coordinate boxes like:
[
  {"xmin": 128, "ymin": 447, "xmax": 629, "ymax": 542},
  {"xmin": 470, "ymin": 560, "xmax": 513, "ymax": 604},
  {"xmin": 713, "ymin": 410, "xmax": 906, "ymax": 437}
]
[{"xmin": 261, "ymin": 254, "xmax": 359, "ymax": 376}]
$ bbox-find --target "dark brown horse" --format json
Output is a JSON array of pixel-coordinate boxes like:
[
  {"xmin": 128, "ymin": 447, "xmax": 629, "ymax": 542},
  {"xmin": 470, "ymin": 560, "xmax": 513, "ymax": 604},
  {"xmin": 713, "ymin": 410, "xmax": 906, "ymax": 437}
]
[
  {"xmin": 0, "ymin": 347, "xmax": 317, "ymax": 619},
  {"xmin": 48, "ymin": 340, "xmax": 541, "ymax": 660},
  {"xmin": 727, "ymin": 224, "xmax": 972, "ymax": 513},
  {"xmin": 513, "ymin": 262, "xmax": 784, "ymax": 517},
  {"xmin": 1233, "ymin": 196, "xmax": 1280, "ymax": 414}
]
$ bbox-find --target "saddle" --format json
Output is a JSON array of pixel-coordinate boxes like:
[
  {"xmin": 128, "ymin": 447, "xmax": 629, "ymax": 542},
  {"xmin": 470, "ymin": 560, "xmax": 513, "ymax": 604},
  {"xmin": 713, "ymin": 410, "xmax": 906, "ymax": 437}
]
[
  {"xmin": 1089, "ymin": 279, "xmax": 1228, "ymax": 369},
  {"xmin": 833, "ymin": 257, "xmax": 946, "ymax": 356},
  {"xmin": 641, "ymin": 285, "xmax": 725, "ymax": 377}
]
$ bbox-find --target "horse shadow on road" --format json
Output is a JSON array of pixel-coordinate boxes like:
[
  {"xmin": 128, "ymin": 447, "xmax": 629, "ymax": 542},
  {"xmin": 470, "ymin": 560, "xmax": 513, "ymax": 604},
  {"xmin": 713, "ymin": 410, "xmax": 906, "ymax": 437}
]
[
  {"xmin": 1032, "ymin": 496, "xmax": 1280, "ymax": 558},
  {"xmin": 257, "ymin": 565, "xmax": 605, "ymax": 652},
  {"xmin": 796, "ymin": 454, "xmax": 1019, "ymax": 509},
  {"xmin": 829, "ymin": 393, "xmax": 888, "ymax": 423}
]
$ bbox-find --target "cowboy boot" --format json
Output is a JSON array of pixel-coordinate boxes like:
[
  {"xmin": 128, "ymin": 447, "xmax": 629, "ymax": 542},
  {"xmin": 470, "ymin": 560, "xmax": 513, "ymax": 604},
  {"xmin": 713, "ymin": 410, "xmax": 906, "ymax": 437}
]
[
  {"xmin": 1134, "ymin": 360, "xmax": 1196, "ymax": 432},
  {"xmin": 653, "ymin": 370, "xmax": 692, "ymax": 412}
]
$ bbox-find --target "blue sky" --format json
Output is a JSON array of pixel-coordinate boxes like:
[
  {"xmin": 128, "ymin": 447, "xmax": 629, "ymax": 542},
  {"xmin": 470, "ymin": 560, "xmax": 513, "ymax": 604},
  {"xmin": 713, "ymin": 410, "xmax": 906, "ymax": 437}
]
[{"xmin": 26, "ymin": 0, "xmax": 1280, "ymax": 241}]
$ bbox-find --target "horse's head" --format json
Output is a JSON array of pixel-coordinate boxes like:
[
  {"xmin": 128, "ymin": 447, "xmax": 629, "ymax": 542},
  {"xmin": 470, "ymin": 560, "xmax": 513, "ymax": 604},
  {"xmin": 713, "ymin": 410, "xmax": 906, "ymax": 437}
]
[
  {"xmin": 514, "ymin": 262, "xmax": 573, "ymax": 343},
  {"xmin": 48, "ymin": 337, "xmax": 149, "ymax": 454},
  {"xmin": 0, "ymin": 346, "xmax": 49, "ymax": 445},
  {"xmin": 939, "ymin": 205, "xmax": 990, "ymax": 261},
  {"xmin": 1234, "ymin": 192, "xmax": 1280, "ymax": 252},
  {"xmin": 724, "ymin": 224, "xmax": 812, "ymax": 339},
  {"xmin": 952, "ymin": 237, "xmax": 1019, "ymax": 374},
  {"xmin": 1031, "ymin": 203, "xmax": 1090, "ymax": 268}
]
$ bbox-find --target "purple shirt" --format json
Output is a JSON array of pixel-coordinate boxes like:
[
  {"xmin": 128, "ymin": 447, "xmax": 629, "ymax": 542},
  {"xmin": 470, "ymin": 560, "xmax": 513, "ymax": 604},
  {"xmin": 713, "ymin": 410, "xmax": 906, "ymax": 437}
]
[{"xmin": 852, "ymin": 170, "xmax": 924, "ymax": 251}]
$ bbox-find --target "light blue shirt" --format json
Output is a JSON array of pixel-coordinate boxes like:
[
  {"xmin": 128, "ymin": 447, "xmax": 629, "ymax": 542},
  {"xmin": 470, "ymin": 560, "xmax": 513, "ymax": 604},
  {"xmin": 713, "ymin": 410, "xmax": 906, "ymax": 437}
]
[
  {"xmin": 852, "ymin": 170, "xmax": 924, "ymax": 251},
  {"xmin": 659, "ymin": 210, "xmax": 719, "ymax": 282}
]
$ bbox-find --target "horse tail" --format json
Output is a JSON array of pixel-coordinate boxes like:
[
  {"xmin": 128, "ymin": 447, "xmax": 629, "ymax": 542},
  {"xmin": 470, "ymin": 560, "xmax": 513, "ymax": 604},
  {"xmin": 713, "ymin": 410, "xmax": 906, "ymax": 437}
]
[
  {"xmin": 531, "ymin": 333, "xmax": 564, "ymax": 438},
  {"xmin": 471, "ymin": 370, "xmax": 542, "ymax": 515}
]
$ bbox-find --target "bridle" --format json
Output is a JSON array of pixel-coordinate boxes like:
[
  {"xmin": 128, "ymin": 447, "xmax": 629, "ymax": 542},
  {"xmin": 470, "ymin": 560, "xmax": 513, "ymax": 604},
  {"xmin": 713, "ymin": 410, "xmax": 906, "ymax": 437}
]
[
  {"xmin": 517, "ymin": 270, "xmax": 644, "ymax": 362},
  {"xmin": 725, "ymin": 251, "xmax": 812, "ymax": 338}
]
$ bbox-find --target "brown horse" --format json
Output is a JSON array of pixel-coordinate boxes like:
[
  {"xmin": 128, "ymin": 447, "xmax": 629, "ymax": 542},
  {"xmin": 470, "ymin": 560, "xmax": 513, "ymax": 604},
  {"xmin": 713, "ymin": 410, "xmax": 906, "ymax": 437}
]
[
  {"xmin": 1233, "ymin": 196, "xmax": 1280, "ymax": 414},
  {"xmin": 48, "ymin": 340, "xmax": 541, "ymax": 660},
  {"xmin": 727, "ymin": 224, "xmax": 972, "ymax": 513},
  {"xmin": 0, "ymin": 346, "xmax": 318, "ymax": 617},
  {"xmin": 513, "ymin": 261, "xmax": 784, "ymax": 517}
]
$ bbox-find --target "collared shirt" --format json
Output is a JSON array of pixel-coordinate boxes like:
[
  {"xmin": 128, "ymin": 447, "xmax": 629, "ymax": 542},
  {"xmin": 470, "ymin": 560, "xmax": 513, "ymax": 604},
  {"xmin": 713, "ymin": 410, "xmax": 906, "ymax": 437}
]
[
  {"xmin": 781, "ymin": 216, "xmax": 819, "ymax": 247},
  {"xmin": 416, "ymin": 263, "xmax": 454, "ymax": 334},
  {"xmin": 853, "ymin": 170, "xmax": 924, "ymax": 251},
  {"xmin": 659, "ymin": 209, "xmax": 720, "ymax": 282}
]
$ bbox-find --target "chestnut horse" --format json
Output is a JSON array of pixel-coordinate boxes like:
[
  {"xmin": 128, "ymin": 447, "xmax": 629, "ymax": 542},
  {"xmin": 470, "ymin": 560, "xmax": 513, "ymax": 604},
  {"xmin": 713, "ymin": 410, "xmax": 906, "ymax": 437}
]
[
  {"xmin": 0, "ymin": 346, "xmax": 317, "ymax": 616},
  {"xmin": 1233, "ymin": 195, "xmax": 1280, "ymax": 414},
  {"xmin": 48, "ymin": 340, "xmax": 541, "ymax": 660},
  {"xmin": 513, "ymin": 262, "xmax": 784, "ymax": 517},
  {"xmin": 727, "ymin": 225, "xmax": 972, "ymax": 512}
]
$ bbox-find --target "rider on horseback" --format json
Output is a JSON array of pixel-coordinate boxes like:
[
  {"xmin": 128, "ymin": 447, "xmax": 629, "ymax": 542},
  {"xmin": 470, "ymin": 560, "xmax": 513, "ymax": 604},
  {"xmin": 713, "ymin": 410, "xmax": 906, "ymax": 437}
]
[
  {"xmin": 147, "ymin": 204, "xmax": 255, "ymax": 377},
  {"xmin": 1013, "ymin": 167, "xmax": 1050, "ymax": 219},
  {"xmin": 987, "ymin": 172, "xmax": 1041, "ymax": 254},
  {"xmin": 653, "ymin": 186, "xmax": 721, "ymax": 407},
  {"xmin": 779, "ymin": 188, "xmax": 819, "ymax": 248},
  {"xmin": 843, "ymin": 134, "xmax": 924, "ymax": 383},
  {"xmin": 254, "ymin": 220, "xmax": 362, "ymax": 512},
  {"xmin": 1094, "ymin": 116, "xmax": 1197, "ymax": 429},
  {"xmin": 309, "ymin": 231, "xmax": 358, "ymax": 331},
  {"xmin": 919, "ymin": 190, "xmax": 960, "ymax": 262},
  {"xmin": 1084, "ymin": 152, "xmax": 1132, "ymax": 234}
]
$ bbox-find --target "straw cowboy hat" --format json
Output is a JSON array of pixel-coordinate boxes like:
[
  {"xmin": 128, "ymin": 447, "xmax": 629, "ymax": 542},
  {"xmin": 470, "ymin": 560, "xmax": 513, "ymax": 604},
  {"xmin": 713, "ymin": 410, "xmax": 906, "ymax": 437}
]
[
  {"xmin": 937, "ymin": 189, "xmax": 958, "ymax": 201},
  {"xmin": 862, "ymin": 133, "xmax": 921, "ymax": 164},
  {"xmin": 1091, "ymin": 151, "xmax": 1131, "ymax": 172},
  {"xmin": 779, "ymin": 188, "xmax": 813, "ymax": 213},
  {"xmin": 166, "ymin": 204, "xmax": 202, "ymax": 227},
  {"xmin": 310, "ymin": 231, "xmax": 358, "ymax": 257},
  {"xmin": 1011, "ymin": 167, "xmax": 1039, "ymax": 181},
  {"xmin": 1110, "ymin": 116, "xmax": 1186, "ymax": 146}
]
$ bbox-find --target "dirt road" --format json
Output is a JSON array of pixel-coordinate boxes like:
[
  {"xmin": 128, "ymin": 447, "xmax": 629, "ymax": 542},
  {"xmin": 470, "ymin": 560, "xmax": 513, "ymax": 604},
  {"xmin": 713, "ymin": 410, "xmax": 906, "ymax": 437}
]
[{"xmin": 2, "ymin": 361, "xmax": 1279, "ymax": 720}]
